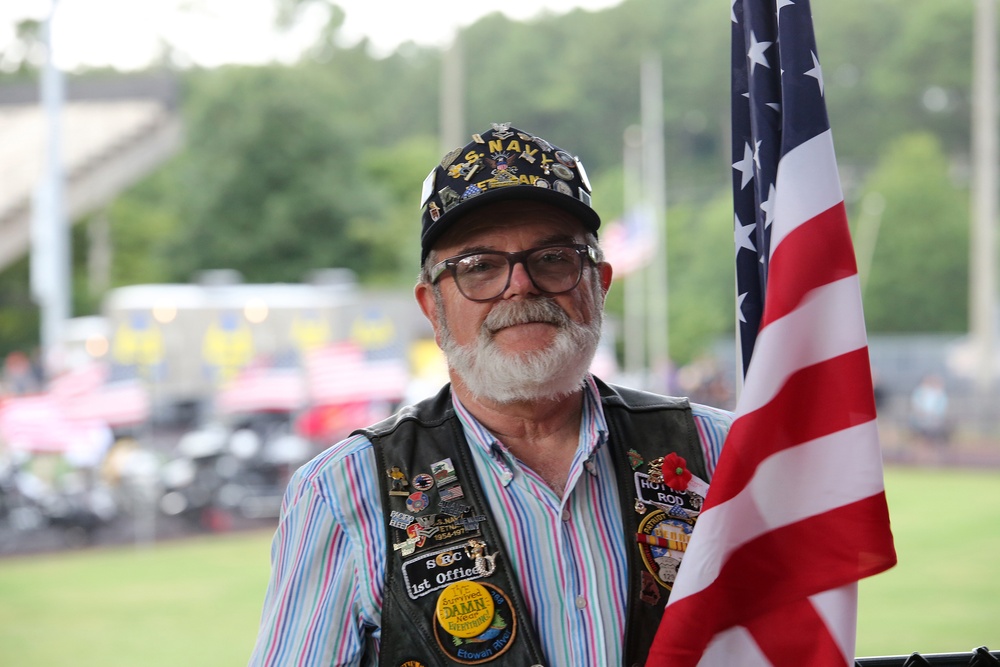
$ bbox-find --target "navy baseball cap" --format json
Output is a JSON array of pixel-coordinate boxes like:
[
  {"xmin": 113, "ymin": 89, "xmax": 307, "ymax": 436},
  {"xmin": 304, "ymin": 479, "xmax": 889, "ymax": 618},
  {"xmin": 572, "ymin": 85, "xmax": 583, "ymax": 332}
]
[{"xmin": 419, "ymin": 122, "xmax": 601, "ymax": 263}]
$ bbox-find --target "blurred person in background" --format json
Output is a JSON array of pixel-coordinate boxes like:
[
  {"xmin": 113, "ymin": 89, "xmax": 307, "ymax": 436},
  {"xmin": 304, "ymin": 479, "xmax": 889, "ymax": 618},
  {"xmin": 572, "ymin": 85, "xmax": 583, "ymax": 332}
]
[
  {"xmin": 2, "ymin": 350, "xmax": 41, "ymax": 396},
  {"xmin": 250, "ymin": 123, "xmax": 733, "ymax": 667},
  {"xmin": 908, "ymin": 373, "xmax": 951, "ymax": 446}
]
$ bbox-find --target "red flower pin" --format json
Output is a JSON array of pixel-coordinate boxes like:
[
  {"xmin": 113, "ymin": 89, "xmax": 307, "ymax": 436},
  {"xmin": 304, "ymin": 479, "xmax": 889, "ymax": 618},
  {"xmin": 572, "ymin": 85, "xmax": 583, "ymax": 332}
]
[{"xmin": 662, "ymin": 452, "xmax": 691, "ymax": 492}]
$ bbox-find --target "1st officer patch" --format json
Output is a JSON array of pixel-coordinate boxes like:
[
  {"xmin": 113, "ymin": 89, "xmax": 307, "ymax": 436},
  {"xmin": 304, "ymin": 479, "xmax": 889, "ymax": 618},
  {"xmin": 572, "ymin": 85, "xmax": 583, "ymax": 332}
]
[{"xmin": 401, "ymin": 543, "xmax": 486, "ymax": 600}]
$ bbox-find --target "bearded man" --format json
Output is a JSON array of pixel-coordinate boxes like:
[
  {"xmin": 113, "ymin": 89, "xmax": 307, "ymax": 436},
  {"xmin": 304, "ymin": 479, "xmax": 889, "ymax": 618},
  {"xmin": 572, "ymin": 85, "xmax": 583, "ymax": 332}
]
[{"xmin": 250, "ymin": 123, "xmax": 732, "ymax": 667}]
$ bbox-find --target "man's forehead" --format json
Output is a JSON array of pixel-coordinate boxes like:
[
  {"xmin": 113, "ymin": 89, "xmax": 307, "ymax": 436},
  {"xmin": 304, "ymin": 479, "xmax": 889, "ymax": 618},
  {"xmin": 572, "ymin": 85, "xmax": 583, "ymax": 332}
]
[{"xmin": 435, "ymin": 201, "xmax": 587, "ymax": 250}]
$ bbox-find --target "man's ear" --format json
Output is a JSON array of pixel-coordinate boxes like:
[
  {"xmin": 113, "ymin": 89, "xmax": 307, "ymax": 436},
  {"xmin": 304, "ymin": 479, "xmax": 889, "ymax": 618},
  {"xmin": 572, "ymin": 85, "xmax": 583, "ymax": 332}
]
[
  {"xmin": 415, "ymin": 281, "xmax": 443, "ymax": 347},
  {"xmin": 599, "ymin": 261, "xmax": 613, "ymax": 295}
]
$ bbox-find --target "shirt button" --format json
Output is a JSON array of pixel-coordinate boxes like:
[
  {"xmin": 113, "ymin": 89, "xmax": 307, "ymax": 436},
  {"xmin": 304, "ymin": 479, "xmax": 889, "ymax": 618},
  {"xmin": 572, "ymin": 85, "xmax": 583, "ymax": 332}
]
[
  {"xmin": 560, "ymin": 509, "xmax": 571, "ymax": 522},
  {"xmin": 575, "ymin": 595, "xmax": 587, "ymax": 610}
]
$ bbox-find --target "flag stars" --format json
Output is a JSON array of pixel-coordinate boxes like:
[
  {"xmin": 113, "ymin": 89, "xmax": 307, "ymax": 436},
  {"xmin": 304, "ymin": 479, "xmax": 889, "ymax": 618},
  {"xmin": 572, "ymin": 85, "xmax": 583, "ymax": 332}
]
[
  {"xmin": 805, "ymin": 51, "xmax": 825, "ymax": 96},
  {"xmin": 776, "ymin": 0, "xmax": 795, "ymax": 21},
  {"xmin": 752, "ymin": 139, "xmax": 763, "ymax": 173},
  {"xmin": 733, "ymin": 142, "xmax": 755, "ymax": 189},
  {"xmin": 735, "ymin": 214, "xmax": 756, "ymax": 256},
  {"xmin": 760, "ymin": 183, "xmax": 776, "ymax": 228},
  {"xmin": 736, "ymin": 292, "xmax": 748, "ymax": 323},
  {"xmin": 747, "ymin": 31, "xmax": 773, "ymax": 75}
]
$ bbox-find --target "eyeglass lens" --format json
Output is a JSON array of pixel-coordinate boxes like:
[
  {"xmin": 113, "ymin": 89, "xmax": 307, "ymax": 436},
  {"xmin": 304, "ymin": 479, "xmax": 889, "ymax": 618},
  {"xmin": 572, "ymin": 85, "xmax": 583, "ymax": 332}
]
[{"xmin": 453, "ymin": 246, "xmax": 584, "ymax": 301}]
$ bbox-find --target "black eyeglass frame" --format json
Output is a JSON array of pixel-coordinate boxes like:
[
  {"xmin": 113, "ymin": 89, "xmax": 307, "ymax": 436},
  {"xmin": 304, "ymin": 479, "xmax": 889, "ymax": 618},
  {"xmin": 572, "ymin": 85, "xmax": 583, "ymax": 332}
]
[{"xmin": 429, "ymin": 243, "xmax": 600, "ymax": 302}]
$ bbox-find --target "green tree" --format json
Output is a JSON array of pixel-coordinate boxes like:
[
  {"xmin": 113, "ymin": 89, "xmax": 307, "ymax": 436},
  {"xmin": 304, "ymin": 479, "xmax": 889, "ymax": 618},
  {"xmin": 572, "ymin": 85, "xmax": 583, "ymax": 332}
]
[
  {"xmin": 166, "ymin": 65, "xmax": 392, "ymax": 283},
  {"xmin": 104, "ymin": 166, "xmax": 185, "ymax": 288},
  {"xmin": 814, "ymin": 0, "xmax": 973, "ymax": 171},
  {"xmin": 3, "ymin": 0, "xmax": 983, "ymax": 351},
  {"xmin": 0, "ymin": 258, "xmax": 39, "ymax": 358},
  {"xmin": 665, "ymin": 194, "xmax": 735, "ymax": 364},
  {"xmin": 857, "ymin": 132, "xmax": 969, "ymax": 332},
  {"xmin": 357, "ymin": 136, "xmax": 440, "ymax": 285}
]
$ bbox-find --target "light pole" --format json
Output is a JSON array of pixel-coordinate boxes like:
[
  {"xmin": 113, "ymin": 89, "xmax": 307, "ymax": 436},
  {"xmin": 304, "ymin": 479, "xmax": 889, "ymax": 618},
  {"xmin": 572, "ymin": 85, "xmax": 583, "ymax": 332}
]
[
  {"xmin": 970, "ymin": 0, "xmax": 999, "ymax": 422},
  {"xmin": 31, "ymin": 0, "xmax": 71, "ymax": 375}
]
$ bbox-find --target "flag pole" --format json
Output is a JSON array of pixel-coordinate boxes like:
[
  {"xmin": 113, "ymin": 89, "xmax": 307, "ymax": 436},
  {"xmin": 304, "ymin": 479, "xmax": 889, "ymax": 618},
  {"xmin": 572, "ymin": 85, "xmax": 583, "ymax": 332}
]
[
  {"xmin": 440, "ymin": 33, "xmax": 464, "ymax": 155},
  {"xmin": 622, "ymin": 125, "xmax": 646, "ymax": 381},
  {"xmin": 641, "ymin": 53, "xmax": 670, "ymax": 392}
]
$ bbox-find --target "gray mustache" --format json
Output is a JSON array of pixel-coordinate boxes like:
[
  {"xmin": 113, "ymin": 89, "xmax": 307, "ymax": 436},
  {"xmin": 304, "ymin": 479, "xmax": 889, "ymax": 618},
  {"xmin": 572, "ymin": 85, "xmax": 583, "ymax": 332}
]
[{"xmin": 484, "ymin": 298, "xmax": 570, "ymax": 333}]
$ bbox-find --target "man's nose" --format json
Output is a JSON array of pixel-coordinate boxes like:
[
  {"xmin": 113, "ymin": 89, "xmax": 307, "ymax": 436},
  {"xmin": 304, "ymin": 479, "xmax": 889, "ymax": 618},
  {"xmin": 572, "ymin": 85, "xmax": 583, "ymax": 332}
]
[{"xmin": 504, "ymin": 260, "xmax": 540, "ymax": 297}]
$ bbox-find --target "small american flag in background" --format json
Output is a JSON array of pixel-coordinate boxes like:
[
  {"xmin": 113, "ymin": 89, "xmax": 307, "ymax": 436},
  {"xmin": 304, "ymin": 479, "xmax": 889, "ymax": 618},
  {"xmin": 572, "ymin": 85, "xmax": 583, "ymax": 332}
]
[
  {"xmin": 601, "ymin": 205, "xmax": 657, "ymax": 276},
  {"xmin": 0, "ymin": 360, "xmax": 147, "ymax": 451},
  {"xmin": 646, "ymin": 1, "xmax": 896, "ymax": 665},
  {"xmin": 216, "ymin": 351, "xmax": 306, "ymax": 415},
  {"xmin": 305, "ymin": 341, "xmax": 408, "ymax": 406}
]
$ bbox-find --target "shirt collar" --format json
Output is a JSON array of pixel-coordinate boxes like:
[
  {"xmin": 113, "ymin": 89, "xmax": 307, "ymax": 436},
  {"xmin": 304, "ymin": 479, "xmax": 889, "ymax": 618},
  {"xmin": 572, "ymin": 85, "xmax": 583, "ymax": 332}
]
[{"xmin": 450, "ymin": 375, "xmax": 609, "ymax": 487}]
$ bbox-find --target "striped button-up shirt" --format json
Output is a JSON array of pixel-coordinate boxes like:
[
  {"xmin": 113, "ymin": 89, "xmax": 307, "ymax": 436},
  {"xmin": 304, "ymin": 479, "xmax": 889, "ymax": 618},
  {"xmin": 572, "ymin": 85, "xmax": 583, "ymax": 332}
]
[{"xmin": 250, "ymin": 375, "xmax": 732, "ymax": 666}]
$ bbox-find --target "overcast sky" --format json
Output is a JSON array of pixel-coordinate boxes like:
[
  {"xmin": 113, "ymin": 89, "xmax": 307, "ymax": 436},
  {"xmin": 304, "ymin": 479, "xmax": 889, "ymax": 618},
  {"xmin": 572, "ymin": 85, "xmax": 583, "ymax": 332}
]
[{"xmin": 1, "ymin": 0, "xmax": 622, "ymax": 71}]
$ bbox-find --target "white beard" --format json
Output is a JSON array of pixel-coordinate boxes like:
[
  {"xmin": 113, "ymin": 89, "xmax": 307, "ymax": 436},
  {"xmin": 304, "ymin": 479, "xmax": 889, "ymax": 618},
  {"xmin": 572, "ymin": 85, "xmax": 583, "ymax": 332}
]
[{"xmin": 438, "ymin": 294, "xmax": 603, "ymax": 404}]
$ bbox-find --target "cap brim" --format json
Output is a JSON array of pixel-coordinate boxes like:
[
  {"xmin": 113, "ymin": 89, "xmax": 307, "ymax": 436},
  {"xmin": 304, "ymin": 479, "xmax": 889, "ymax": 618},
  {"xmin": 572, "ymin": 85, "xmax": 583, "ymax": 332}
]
[{"xmin": 421, "ymin": 186, "xmax": 601, "ymax": 261}]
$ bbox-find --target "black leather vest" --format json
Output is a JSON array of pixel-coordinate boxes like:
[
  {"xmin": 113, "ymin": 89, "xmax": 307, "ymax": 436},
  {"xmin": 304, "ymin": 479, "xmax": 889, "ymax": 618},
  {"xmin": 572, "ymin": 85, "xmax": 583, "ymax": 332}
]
[{"xmin": 358, "ymin": 379, "xmax": 708, "ymax": 667}]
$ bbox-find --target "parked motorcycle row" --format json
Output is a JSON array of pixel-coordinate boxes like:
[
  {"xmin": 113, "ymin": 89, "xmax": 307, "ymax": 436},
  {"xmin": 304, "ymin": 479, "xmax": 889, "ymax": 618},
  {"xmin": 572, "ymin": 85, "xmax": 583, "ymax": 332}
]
[{"xmin": 0, "ymin": 415, "xmax": 312, "ymax": 555}]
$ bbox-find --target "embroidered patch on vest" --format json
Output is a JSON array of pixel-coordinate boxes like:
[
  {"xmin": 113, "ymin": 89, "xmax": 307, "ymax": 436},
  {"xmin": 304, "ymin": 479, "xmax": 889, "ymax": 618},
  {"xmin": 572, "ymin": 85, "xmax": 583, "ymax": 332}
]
[
  {"xmin": 402, "ymin": 542, "xmax": 489, "ymax": 600},
  {"xmin": 636, "ymin": 507, "xmax": 695, "ymax": 590},
  {"xmin": 633, "ymin": 465, "xmax": 707, "ymax": 591},
  {"xmin": 633, "ymin": 471, "xmax": 705, "ymax": 517},
  {"xmin": 640, "ymin": 571, "xmax": 662, "ymax": 606},
  {"xmin": 433, "ymin": 582, "xmax": 517, "ymax": 664}
]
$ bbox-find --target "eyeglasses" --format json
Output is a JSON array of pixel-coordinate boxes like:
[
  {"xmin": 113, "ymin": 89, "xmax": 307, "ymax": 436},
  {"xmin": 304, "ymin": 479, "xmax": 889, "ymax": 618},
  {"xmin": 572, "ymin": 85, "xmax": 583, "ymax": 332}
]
[{"xmin": 430, "ymin": 244, "xmax": 599, "ymax": 302}]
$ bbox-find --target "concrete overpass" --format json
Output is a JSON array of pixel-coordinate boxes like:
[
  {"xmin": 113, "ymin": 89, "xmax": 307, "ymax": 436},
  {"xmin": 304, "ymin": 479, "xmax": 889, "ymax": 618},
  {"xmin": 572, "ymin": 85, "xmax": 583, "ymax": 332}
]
[{"xmin": 0, "ymin": 74, "xmax": 183, "ymax": 273}]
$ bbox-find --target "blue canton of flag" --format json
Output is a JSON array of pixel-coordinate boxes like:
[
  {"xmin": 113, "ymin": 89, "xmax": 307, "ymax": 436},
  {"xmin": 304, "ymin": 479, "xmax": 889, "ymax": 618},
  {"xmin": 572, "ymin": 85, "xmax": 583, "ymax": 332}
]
[{"xmin": 732, "ymin": 0, "xmax": 831, "ymax": 376}]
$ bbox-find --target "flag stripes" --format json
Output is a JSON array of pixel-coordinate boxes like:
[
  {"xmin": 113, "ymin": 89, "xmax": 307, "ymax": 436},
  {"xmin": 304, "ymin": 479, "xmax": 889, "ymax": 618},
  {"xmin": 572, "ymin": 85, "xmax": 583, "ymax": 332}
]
[
  {"xmin": 737, "ymin": 277, "xmax": 869, "ymax": 419},
  {"xmin": 768, "ymin": 132, "xmax": 846, "ymax": 252},
  {"xmin": 763, "ymin": 203, "xmax": 857, "ymax": 328},
  {"xmin": 747, "ymin": 598, "xmax": 848, "ymax": 665},
  {"xmin": 710, "ymin": 348, "xmax": 877, "ymax": 506},
  {"xmin": 656, "ymin": 491, "xmax": 892, "ymax": 662}
]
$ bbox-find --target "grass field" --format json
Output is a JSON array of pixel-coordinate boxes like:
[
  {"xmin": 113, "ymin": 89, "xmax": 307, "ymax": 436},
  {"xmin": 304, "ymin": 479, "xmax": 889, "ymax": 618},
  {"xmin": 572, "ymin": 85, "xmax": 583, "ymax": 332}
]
[
  {"xmin": 0, "ymin": 530, "xmax": 274, "ymax": 667},
  {"xmin": 0, "ymin": 466, "xmax": 998, "ymax": 665},
  {"xmin": 856, "ymin": 466, "xmax": 1000, "ymax": 657}
]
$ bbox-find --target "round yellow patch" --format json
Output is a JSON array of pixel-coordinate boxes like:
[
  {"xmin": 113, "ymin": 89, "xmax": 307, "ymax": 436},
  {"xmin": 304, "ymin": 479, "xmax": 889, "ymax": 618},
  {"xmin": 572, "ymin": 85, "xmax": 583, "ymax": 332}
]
[{"xmin": 434, "ymin": 580, "xmax": 496, "ymax": 639}]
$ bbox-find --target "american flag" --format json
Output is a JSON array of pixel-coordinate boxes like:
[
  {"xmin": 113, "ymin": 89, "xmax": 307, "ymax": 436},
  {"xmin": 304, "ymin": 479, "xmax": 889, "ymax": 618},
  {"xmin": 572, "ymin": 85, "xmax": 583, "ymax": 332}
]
[
  {"xmin": 52, "ymin": 362, "xmax": 150, "ymax": 428},
  {"xmin": 62, "ymin": 379, "xmax": 150, "ymax": 427},
  {"xmin": 0, "ymin": 394, "xmax": 79, "ymax": 452},
  {"xmin": 304, "ymin": 341, "xmax": 409, "ymax": 406},
  {"xmin": 216, "ymin": 352, "xmax": 306, "ymax": 415},
  {"xmin": 48, "ymin": 362, "xmax": 108, "ymax": 398},
  {"xmin": 0, "ymin": 361, "xmax": 149, "ymax": 452},
  {"xmin": 646, "ymin": 2, "xmax": 897, "ymax": 665},
  {"xmin": 601, "ymin": 205, "xmax": 657, "ymax": 276}
]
